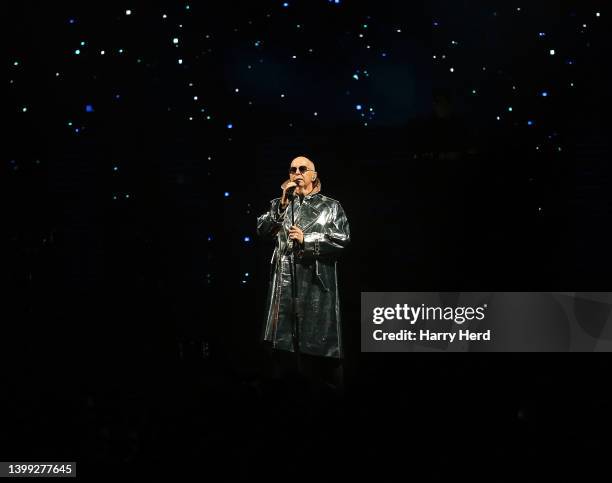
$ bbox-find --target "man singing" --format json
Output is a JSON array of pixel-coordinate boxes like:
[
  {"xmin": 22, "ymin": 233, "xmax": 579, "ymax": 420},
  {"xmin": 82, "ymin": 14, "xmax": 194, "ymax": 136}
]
[{"xmin": 257, "ymin": 156, "xmax": 350, "ymax": 391}]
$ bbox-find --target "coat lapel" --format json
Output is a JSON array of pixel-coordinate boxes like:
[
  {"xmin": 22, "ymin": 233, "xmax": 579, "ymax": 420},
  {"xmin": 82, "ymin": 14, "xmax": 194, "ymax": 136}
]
[{"xmin": 295, "ymin": 197, "xmax": 321, "ymax": 232}]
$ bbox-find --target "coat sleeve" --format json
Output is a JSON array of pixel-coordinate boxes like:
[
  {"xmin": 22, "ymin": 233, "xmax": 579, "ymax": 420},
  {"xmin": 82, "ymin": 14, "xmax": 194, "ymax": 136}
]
[
  {"xmin": 257, "ymin": 198, "xmax": 286, "ymax": 240},
  {"xmin": 300, "ymin": 201, "xmax": 350, "ymax": 260}
]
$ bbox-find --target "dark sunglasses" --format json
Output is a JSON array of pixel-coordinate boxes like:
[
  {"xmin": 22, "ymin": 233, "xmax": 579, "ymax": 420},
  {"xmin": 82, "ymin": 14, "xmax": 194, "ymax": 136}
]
[{"xmin": 289, "ymin": 165, "xmax": 314, "ymax": 175}]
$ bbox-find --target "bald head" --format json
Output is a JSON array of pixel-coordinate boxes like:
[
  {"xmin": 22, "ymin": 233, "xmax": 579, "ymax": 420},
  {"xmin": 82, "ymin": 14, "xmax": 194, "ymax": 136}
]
[
  {"xmin": 291, "ymin": 156, "xmax": 315, "ymax": 171},
  {"xmin": 289, "ymin": 155, "xmax": 318, "ymax": 195}
]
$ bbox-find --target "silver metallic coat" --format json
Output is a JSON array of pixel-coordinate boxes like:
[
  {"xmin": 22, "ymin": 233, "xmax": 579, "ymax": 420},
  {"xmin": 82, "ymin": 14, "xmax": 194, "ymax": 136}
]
[{"xmin": 257, "ymin": 188, "xmax": 350, "ymax": 358}]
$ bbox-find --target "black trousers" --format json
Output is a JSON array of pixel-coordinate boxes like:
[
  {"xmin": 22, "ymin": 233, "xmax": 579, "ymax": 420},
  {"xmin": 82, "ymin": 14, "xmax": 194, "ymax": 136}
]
[{"xmin": 263, "ymin": 343, "xmax": 344, "ymax": 396}]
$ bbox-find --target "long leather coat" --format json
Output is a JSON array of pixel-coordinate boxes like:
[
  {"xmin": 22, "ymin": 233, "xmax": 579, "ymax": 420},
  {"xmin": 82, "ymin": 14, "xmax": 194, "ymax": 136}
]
[{"xmin": 257, "ymin": 183, "xmax": 350, "ymax": 358}]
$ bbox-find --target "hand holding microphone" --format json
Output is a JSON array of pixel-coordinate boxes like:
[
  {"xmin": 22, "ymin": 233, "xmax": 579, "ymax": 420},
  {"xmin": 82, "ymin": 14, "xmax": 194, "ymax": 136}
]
[{"xmin": 281, "ymin": 181, "xmax": 298, "ymax": 209}]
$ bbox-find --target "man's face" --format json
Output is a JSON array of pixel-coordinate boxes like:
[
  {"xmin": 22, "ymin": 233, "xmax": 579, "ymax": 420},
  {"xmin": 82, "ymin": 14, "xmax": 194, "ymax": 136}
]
[{"xmin": 289, "ymin": 156, "xmax": 316, "ymax": 191}]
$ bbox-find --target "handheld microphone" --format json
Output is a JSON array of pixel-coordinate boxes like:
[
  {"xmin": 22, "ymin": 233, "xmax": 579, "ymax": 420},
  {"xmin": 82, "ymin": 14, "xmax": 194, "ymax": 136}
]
[{"xmin": 286, "ymin": 184, "xmax": 297, "ymax": 201}]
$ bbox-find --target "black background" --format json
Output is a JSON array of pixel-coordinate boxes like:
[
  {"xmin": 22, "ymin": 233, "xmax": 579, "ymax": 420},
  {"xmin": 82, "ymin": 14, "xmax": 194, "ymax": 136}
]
[{"xmin": 4, "ymin": 1, "xmax": 611, "ymax": 480}]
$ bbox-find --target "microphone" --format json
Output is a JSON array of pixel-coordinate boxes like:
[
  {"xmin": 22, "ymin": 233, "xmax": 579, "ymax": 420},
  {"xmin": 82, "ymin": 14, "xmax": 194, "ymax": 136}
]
[{"xmin": 285, "ymin": 184, "xmax": 297, "ymax": 201}]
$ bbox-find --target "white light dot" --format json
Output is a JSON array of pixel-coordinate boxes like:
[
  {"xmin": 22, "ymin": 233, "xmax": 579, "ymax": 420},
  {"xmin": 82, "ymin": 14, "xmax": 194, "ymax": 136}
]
[
  {"xmin": 125, "ymin": 9, "xmax": 132, "ymax": 16},
  {"xmin": 173, "ymin": 38, "xmax": 179, "ymax": 44},
  {"xmin": 549, "ymin": 49, "xmax": 555, "ymax": 55},
  {"xmin": 193, "ymin": 95, "xmax": 198, "ymax": 100},
  {"xmin": 100, "ymin": 50, "xmax": 105, "ymax": 55},
  {"xmin": 449, "ymin": 67, "xmax": 454, "ymax": 72},
  {"xmin": 235, "ymin": 88, "xmax": 239, "ymax": 92},
  {"xmin": 178, "ymin": 59, "xmax": 183, "ymax": 64}
]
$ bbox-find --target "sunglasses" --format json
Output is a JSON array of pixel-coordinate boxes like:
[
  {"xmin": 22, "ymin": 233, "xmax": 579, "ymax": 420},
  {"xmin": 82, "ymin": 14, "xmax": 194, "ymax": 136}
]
[{"xmin": 289, "ymin": 165, "xmax": 314, "ymax": 175}]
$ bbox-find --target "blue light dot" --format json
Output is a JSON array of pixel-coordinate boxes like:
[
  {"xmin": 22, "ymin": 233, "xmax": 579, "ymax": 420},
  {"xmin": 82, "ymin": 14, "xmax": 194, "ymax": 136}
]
[
  {"xmin": 85, "ymin": 104, "xmax": 94, "ymax": 112},
  {"xmin": 283, "ymin": 2, "xmax": 289, "ymax": 7},
  {"xmin": 74, "ymin": 49, "xmax": 81, "ymax": 55},
  {"xmin": 355, "ymin": 104, "xmax": 362, "ymax": 110},
  {"xmin": 69, "ymin": 18, "xmax": 76, "ymax": 24},
  {"xmin": 208, "ymin": 235, "xmax": 213, "ymax": 241},
  {"xmin": 541, "ymin": 91, "xmax": 548, "ymax": 97},
  {"xmin": 227, "ymin": 123, "xmax": 233, "ymax": 129},
  {"xmin": 527, "ymin": 120, "xmax": 534, "ymax": 126},
  {"xmin": 538, "ymin": 32, "xmax": 546, "ymax": 37},
  {"xmin": 224, "ymin": 191, "xmax": 230, "ymax": 197},
  {"xmin": 244, "ymin": 236, "xmax": 251, "ymax": 242}
]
